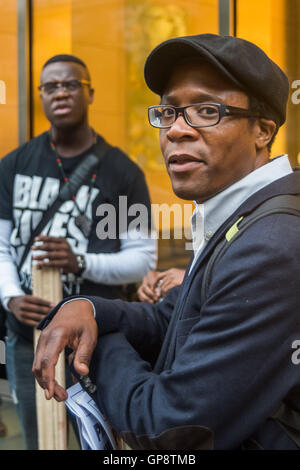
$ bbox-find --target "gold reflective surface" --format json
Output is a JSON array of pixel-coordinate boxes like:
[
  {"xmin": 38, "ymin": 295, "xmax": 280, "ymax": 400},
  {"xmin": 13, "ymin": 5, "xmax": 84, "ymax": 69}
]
[
  {"xmin": 0, "ymin": 0, "xmax": 18, "ymax": 157},
  {"xmin": 237, "ymin": 0, "xmax": 299, "ymax": 165},
  {"xmin": 32, "ymin": 0, "xmax": 218, "ymax": 232}
]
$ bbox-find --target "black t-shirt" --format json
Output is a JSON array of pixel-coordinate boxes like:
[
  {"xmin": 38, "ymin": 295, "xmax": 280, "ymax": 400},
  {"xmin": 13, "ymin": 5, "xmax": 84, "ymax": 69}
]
[{"xmin": 0, "ymin": 131, "xmax": 152, "ymax": 340}]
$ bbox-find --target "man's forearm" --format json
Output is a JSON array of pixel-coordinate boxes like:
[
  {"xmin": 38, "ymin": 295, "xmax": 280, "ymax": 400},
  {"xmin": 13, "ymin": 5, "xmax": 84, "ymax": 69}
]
[
  {"xmin": 38, "ymin": 286, "xmax": 179, "ymax": 368},
  {"xmin": 0, "ymin": 218, "xmax": 25, "ymax": 309},
  {"xmin": 83, "ymin": 235, "xmax": 157, "ymax": 284}
]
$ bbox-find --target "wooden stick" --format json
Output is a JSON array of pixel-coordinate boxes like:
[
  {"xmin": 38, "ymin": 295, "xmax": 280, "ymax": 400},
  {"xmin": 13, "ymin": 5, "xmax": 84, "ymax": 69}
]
[{"xmin": 32, "ymin": 265, "xmax": 67, "ymax": 450}]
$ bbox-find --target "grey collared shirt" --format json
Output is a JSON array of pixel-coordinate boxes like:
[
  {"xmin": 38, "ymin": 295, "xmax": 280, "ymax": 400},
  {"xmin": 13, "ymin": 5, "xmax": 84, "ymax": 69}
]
[{"xmin": 189, "ymin": 155, "xmax": 293, "ymax": 273}]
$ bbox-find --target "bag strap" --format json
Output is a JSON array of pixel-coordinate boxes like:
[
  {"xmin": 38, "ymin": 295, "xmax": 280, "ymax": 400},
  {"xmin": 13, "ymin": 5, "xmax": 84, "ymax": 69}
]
[
  {"xmin": 18, "ymin": 138, "xmax": 111, "ymax": 271},
  {"xmin": 201, "ymin": 194, "xmax": 300, "ymax": 305},
  {"xmin": 200, "ymin": 194, "xmax": 300, "ymax": 450}
]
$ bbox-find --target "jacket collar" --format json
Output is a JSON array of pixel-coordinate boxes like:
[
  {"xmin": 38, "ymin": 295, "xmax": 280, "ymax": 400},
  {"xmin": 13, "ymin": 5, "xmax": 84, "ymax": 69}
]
[{"xmin": 187, "ymin": 169, "xmax": 300, "ymax": 280}]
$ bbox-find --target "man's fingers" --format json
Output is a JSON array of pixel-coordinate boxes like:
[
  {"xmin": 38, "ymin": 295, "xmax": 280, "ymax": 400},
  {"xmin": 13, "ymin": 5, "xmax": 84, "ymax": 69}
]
[
  {"xmin": 52, "ymin": 380, "xmax": 68, "ymax": 402},
  {"xmin": 21, "ymin": 311, "xmax": 48, "ymax": 322},
  {"xmin": 16, "ymin": 296, "xmax": 53, "ymax": 325},
  {"xmin": 155, "ymin": 271, "xmax": 168, "ymax": 282},
  {"xmin": 36, "ymin": 259, "xmax": 69, "ymax": 268},
  {"xmin": 32, "ymin": 251, "xmax": 67, "ymax": 260},
  {"xmin": 138, "ymin": 290, "xmax": 154, "ymax": 303},
  {"xmin": 143, "ymin": 271, "xmax": 161, "ymax": 288},
  {"xmin": 73, "ymin": 332, "xmax": 97, "ymax": 376},
  {"xmin": 25, "ymin": 295, "xmax": 55, "ymax": 307},
  {"xmin": 138, "ymin": 285, "xmax": 157, "ymax": 303},
  {"xmin": 21, "ymin": 303, "xmax": 53, "ymax": 315},
  {"xmin": 34, "ymin": 235, "xmax": 66, "ymax": 244},
  {"xmin": 23, "ymin": 319, "xmax": 42, "ymax": 328},
  {"xmin": 41, "ymin": 380, "xmax": 67, "ymax": 402},
  {"xmin": 142, "ymin": 285, "xmax": 157, "ymax": 300},
  {"xmin": 33, "ymin": 329, "xmax": 67, "ymax": 398},
  {"xmin": 160, "ymin": 280, "xmax": 173, "ymax": 296},
  {"xmin": 32, "ymin": 333, "xmax": 47, "ymax": 381}
]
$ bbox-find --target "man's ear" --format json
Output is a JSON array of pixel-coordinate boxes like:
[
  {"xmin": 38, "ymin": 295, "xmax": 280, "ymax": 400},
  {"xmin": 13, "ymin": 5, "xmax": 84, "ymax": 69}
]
[
  {"xmin": 88, "ymin": 87, "xmax": 95, "ymax": 105},
  {"xmin": 255, "ymin": 118, "xmax": 277, "ymax": 150}
]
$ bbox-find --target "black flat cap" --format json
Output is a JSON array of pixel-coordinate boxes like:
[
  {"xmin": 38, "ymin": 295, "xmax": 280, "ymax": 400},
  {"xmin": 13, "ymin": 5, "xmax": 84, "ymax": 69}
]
[{"xmin": 144, "ymin": 34, "xmax": 289, "ymax": 126}]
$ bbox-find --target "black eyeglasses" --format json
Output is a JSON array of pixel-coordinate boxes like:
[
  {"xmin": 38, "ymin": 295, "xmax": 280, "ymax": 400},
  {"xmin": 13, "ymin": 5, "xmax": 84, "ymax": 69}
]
[
  {"xmin": 148, "ymin": 102, "xmax": 260, "ymax": 129},
  {"xmin": 38, "ymin": 79, "xmax": 91, "ymax": 95}
]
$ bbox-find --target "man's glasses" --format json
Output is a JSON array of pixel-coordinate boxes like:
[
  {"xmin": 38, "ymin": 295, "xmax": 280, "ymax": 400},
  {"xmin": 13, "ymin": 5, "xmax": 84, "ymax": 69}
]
[
  {"xmin": 38, "ymin": 79, "xmax": 91, "ymax": 95},
  {"xmin": 148, "ymin": 102, "xmax": 260, "ymax": 129}
]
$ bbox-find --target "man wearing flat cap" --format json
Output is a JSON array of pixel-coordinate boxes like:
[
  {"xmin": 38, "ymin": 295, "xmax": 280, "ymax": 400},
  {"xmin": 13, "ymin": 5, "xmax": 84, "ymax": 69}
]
[{"xmin": 33, "ymin": 34, "xmax": 300, "ymax": 450}]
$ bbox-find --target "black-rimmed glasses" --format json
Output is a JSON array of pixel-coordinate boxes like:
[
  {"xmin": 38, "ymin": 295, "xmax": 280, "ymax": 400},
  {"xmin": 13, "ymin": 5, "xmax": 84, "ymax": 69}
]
[
  {"xmin": 38, "ymin": 79, "xmax": 91, "ymax": 95},
  {"xmin": 148, "ymin": 102, "xmax": 260, "ymax": 129}
]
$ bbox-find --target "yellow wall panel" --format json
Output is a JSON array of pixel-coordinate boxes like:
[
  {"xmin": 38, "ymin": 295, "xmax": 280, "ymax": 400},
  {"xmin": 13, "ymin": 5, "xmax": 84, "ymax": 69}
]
[
  {"xmin": 237, "ymin": 0, "xmax": 288, "ymax": 161},
  {"xmin": 71, "ymin": 0, "xmax": 127, "ymax": 149},
  {"xmin": 33, "ymin": 0, "xmax": 72, "ymax": 136},
  {"xmin": 32, "ymin": 0, "xmax": 219, "ymax": 231},
  {"xmin": 0, "ymin": 0, "xmax": 18, "ymax": 157}
]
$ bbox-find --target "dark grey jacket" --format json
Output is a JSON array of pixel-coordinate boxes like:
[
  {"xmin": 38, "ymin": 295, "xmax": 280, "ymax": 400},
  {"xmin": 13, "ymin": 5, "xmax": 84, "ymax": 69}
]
[{"xmin": 42, "ymin": 171, "xmax": 300, "ymax": 449}]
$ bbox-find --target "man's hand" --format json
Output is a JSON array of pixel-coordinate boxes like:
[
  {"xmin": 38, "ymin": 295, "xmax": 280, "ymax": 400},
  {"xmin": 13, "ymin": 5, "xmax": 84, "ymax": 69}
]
[
  {"xmin": 8, "ymin": 295, "xmax": 55, "ymax": 327},
  {"xmin": 137, "ymin": 270, "xmax": 162, "ymax": 304},
  {"xmin": 32, "ymin": 299, "xmax": 98, "ymax": 402},
  {"xmin": 137, "ymin": 268, "xmax": 185, "ymax": 304},
  {"xmin": 156, "ymin": 269, "xmax": 185, "ymax": 298},
  {"xmin": 31, "ymin": 235, "xmax": 79, "ymax": 273}
]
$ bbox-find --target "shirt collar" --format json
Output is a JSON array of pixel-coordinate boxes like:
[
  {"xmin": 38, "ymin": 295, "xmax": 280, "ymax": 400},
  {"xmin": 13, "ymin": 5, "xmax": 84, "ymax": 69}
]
[{"xmin": 191, "ymin": 155, "xmax": 293, "ymax": 253}]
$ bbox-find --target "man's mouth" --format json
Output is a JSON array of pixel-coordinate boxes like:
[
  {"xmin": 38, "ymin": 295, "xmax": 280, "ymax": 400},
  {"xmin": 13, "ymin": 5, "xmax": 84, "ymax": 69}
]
[
  {"xmin": 168, "ymin": 154, "xmax": 205, "ymax": 173},
  {"xmin": 53, "ymin": 104, "xmax": 72, "ymax": 116}
]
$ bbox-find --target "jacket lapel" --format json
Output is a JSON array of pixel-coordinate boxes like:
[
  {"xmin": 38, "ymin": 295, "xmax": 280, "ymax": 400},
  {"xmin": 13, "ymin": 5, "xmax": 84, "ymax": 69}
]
[
  {"xmin": 155, "ymin": 170, "xmax": 300, "ymax": 372},
  {"xmin": 181, "ymin": 171, "xmax": 300, "ymax": 298}
]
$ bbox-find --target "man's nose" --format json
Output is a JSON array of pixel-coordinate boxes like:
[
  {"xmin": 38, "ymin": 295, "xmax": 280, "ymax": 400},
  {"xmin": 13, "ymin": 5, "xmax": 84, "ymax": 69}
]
[
  {"xmin": 53, "ymin": 84, "xmax": 70, "ymax": 97},
  {"xmin": 166, "ymin": 114, "xmax": 198, "ymax": 140}
]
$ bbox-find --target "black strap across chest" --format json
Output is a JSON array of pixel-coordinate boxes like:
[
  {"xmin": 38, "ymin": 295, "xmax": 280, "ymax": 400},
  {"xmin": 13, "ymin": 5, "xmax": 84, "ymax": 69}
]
[
  {"xmin": 18, "ymin": 138, "xmax": 111, "ymax": 271},
  {"xmin": 199, "ymin": 193, "xmax": 300, "ymax": 449},
  {"xmin": 201, "ymin": 194, "xmax": 300, "ymax": 304}
]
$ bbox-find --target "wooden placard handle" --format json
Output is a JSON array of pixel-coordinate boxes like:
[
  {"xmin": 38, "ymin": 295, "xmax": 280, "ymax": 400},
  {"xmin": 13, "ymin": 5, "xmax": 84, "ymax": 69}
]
[{"xmin": 32, "ymin": 265, "xmax": 67, "ymax": 450}]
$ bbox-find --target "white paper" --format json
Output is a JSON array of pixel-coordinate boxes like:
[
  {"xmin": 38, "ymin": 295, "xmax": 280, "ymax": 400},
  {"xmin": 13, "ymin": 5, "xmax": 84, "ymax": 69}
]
[{"xmin": 65, "ymin": 382, "xmax": 117, "ymax": 450}]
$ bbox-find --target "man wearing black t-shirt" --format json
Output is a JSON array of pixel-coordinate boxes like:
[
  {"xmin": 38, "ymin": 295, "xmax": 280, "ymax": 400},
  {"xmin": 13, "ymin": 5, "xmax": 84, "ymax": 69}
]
[{"xmin": 0, "ymin": 54, "xmax": 156, "ymax": 449}]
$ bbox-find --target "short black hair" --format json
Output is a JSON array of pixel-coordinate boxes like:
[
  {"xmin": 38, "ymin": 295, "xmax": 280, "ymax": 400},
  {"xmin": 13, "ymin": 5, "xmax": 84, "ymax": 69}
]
[
  {"xmin": 42, "ymin": 54, "xmax": 90, "ymax": 80},
  {"xmin": 248, "ymin": 95, "xmax": 280, "ymax": 153}
]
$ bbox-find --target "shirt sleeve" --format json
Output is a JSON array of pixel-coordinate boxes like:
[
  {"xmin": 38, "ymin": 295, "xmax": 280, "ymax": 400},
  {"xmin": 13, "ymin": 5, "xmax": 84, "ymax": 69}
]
[
  {"xmin": 83, "ymin": 157, "xmax": 157, "ymax": 284},
  {"xmin": 85, "ymin": 214, "xmax": 300, "ymax": 450},
  {"xmin": 83, "ymin": 233, "xmax": 157, "ymax": 284},
  {"xmin": 0, "ymin": 219, "xmax": 25, "ymax": 308},
  {"xmin": 0, "ymin": 153, "xmax": 14, "ymax": 220}
]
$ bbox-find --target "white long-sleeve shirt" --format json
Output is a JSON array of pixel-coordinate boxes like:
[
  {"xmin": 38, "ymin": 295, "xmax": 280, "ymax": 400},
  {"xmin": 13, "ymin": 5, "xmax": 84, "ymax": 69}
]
[{"xmin": 0, "ymin": 220, "xmax": 157, "ymax": 310}]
